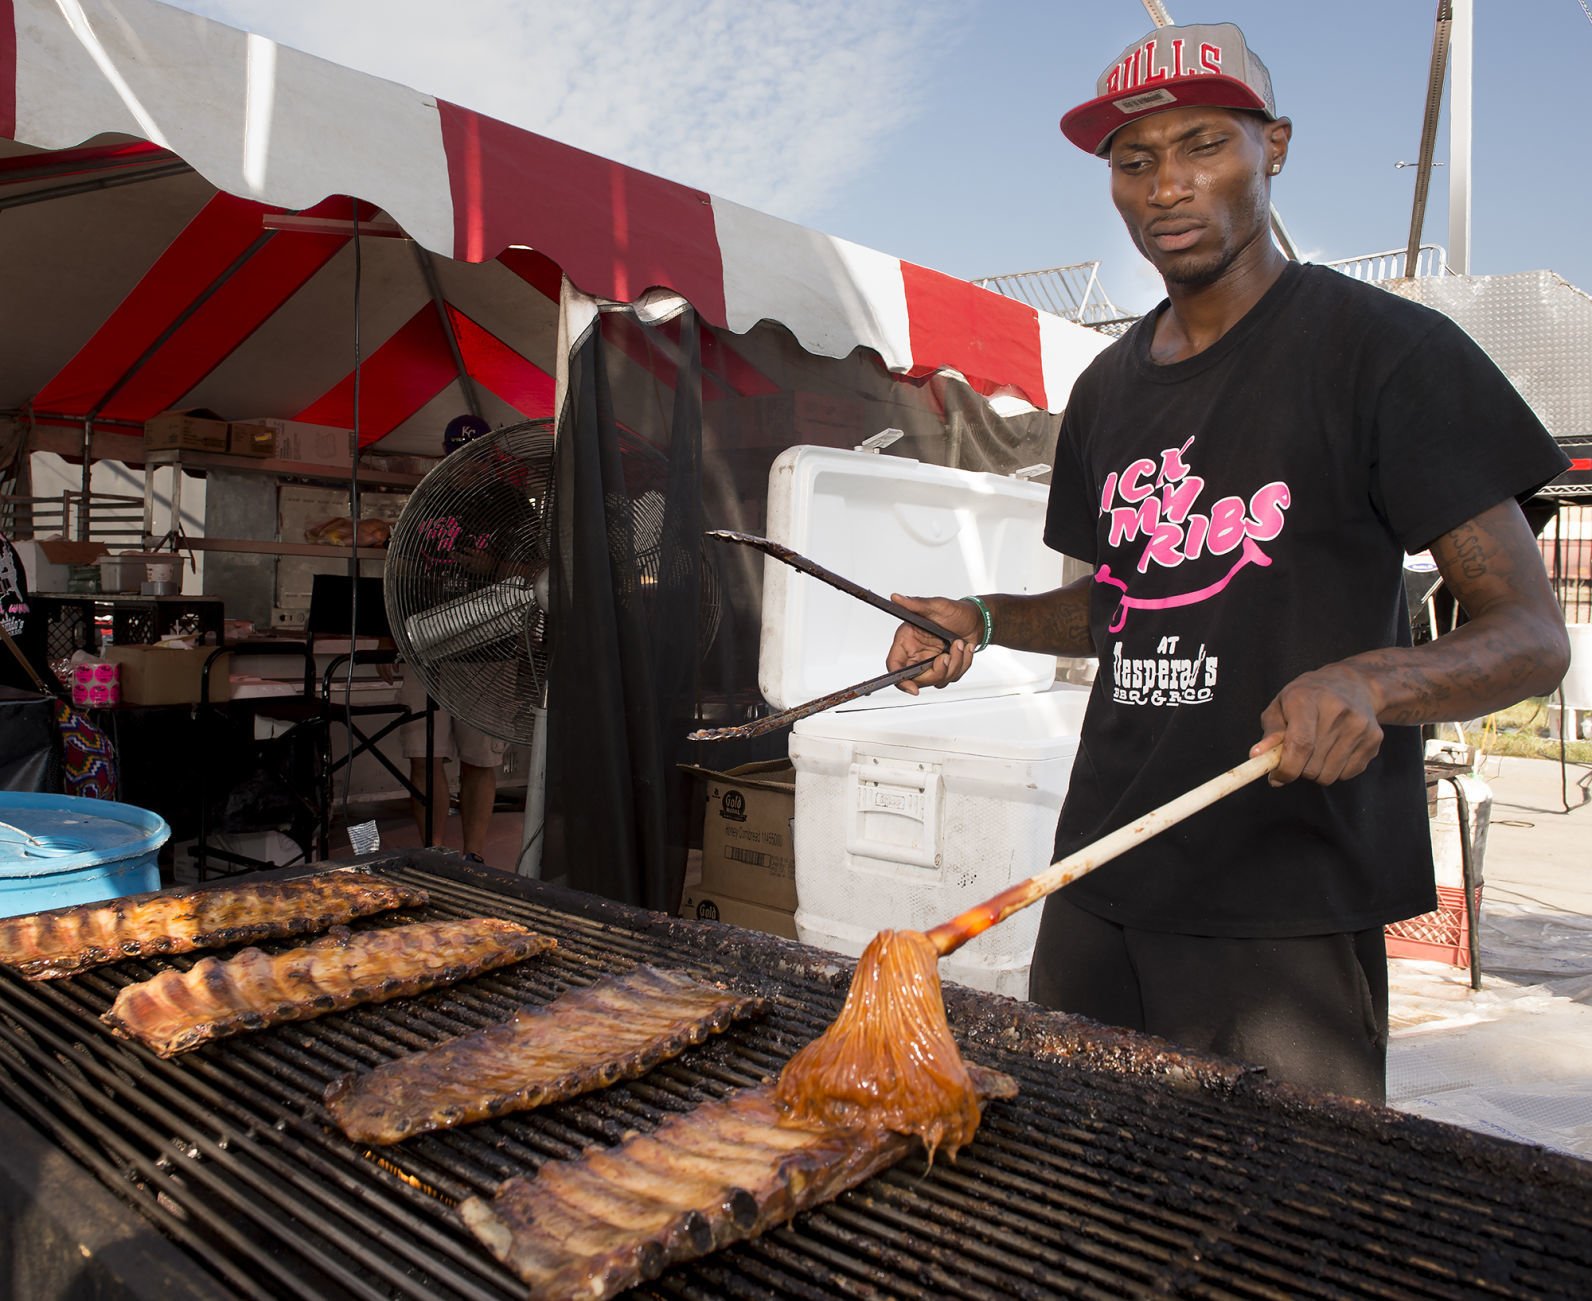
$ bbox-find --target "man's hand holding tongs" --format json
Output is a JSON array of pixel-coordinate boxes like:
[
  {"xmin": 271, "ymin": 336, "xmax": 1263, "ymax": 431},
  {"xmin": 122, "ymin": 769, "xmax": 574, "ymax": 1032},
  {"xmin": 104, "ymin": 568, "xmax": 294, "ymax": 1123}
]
[
  {"xmin": 886, "ymin": 595, "xmax": 983, "ymax": 695},
  {"xmin": 689, "ymin": 532, "xmax": 982, "ymax": 741}
]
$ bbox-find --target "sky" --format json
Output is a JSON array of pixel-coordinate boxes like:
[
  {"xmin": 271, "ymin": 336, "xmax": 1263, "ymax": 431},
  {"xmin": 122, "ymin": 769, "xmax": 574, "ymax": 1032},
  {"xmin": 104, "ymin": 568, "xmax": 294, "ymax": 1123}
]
[{"xmin": 163, "ymin": 0, "xmax": 1592, "ymax": 316}]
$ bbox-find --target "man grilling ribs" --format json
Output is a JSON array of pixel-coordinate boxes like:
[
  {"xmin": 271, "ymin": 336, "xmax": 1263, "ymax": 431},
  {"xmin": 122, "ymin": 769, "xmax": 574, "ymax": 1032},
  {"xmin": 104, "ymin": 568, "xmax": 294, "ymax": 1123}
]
[{"xmin": 885, "ymin": 22, "xmax": 1570, "ymax": 1103}]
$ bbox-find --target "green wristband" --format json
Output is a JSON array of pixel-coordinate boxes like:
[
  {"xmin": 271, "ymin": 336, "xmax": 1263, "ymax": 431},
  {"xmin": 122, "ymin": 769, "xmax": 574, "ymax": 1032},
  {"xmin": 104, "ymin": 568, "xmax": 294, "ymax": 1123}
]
[{"xmin": 962, "ymin": 595, "xmax": 993, "ymax": 651}]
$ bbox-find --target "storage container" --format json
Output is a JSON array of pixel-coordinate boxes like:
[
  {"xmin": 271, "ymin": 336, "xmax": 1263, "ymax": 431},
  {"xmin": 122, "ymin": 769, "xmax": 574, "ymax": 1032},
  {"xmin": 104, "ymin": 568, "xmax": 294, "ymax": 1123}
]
[
  {"xmin": 143, "ymin": 412, "xmax": 229, "ymax": 452},
  {"xmin": 1385, "ymin": 884, "xmax": 1483, "ymax": 968},
  {"xmin": 760, "ymin": 445, "xmax": 1087, "ymax": 998},
  {"xmin": 0, "ymin": 792, "xmax": 169, "ymax": 918},
  {"xmin": 790, "ymin": 688, "xmax": 1086, "ymax": 996},
  {"xmin": 98, "ymin": 552, "xmax": 139, "ymax": 593}
]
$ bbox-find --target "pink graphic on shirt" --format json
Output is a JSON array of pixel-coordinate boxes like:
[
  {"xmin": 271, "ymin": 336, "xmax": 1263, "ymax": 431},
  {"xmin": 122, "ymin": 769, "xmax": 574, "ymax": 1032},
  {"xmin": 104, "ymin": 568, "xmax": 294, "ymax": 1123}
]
[
  {"xmin": 1092, "ymin": 436, "xmax": 1290, "ymax": 632},
  {"xmin": 1096, "ymin": 536, "xmax": 1273, "ymax": 632}
]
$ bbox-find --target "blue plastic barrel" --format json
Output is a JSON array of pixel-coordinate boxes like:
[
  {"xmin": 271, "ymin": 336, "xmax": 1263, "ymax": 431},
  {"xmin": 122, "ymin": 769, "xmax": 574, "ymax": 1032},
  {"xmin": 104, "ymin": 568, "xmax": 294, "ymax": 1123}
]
[{"xmin": 0, "ymin": 793, "xmax": 169, "ymax": 918}]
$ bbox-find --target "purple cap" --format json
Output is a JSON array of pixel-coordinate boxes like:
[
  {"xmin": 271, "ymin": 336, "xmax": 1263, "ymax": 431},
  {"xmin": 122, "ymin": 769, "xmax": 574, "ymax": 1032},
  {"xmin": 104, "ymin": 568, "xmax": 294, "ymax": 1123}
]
[{"xmin": 443, "ymin": 413, "xmax": 491, "ymax": 456}]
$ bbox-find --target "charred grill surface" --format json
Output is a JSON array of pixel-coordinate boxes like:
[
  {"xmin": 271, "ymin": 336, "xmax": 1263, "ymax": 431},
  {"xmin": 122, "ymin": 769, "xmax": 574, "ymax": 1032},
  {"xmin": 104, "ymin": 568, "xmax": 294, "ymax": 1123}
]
[
  {"xmin": 1, "ymin": 852, "xmax": 1590, "ymax": 1301},
  {"xmin": 0, "ymin": 870, "xmax": 428, "ymax": 980},
  {"xmin": 324, "ymin": 965, "xmax": 768, "ymax": 1145},
  {"xmin": 102, "ymin": 919, "xmax": 554, "ymax": 1057},
  {"xmin": 458, "ymin": 1065, "xmax": 1019, "ymax": 1300}
]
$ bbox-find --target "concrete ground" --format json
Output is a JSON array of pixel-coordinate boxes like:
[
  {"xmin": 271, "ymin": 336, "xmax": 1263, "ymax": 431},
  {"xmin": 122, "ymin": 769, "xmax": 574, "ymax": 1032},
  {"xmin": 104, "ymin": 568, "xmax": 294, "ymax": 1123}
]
[{"xmin": 1386, "ymin": 754, "xmax": 1592, "ymax": 1158}]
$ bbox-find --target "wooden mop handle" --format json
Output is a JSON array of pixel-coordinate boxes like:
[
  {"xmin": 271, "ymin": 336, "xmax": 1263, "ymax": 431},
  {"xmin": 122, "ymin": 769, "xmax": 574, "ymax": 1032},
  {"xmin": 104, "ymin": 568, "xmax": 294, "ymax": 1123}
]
[{"xmin": 924, "ymin": 749, "xmax": 1283, "ymax": 958}]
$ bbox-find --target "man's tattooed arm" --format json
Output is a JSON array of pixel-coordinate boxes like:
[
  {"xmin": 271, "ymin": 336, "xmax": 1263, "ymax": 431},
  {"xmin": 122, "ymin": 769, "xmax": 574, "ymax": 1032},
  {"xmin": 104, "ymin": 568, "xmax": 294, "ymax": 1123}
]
[
  {"xmin": 1256, "ymin": 498, "xmax": 1570, "ymax": 786},
  {"xmin": 985, "ymin": 578, "xmax": 1095, "ymax": 658}
]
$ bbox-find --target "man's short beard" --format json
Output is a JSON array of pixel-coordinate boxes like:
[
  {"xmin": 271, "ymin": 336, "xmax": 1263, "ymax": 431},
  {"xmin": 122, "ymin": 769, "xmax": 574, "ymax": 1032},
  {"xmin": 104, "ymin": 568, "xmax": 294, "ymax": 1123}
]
[{"xmin": 1159, "ymin": 253, "xmax": 1231, "ymax": 288}]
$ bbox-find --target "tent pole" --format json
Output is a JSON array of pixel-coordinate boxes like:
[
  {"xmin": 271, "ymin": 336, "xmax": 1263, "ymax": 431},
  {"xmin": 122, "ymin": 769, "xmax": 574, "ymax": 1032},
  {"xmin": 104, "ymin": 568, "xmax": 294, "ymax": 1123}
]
[
  {"xmin": 0, "ymin": 162, "xmax": 192, "ymax": 212},
  {"xmin": 517, "ymin": 279, "xmax": 597, "ymax": 878},
  {"xmin": 412, "ymin": 245, "xmax": 485, "ymax": 421},
  {"xmin": 78, "ymin": 418, "xmax": 92, "ymax": 541}
]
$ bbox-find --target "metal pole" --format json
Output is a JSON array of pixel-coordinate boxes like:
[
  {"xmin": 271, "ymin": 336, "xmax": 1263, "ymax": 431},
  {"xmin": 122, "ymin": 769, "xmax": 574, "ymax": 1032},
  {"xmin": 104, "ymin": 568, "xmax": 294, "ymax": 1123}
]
[
  {"xmin": 1405, "ymin": 3, "xmax": 1453, "ymax": 277},
  {"xmin": 1447, "ymin": 0, "xmax": 1473, "ymax": 274},
  {"xmin": 78, "ymin": 419, "xmax": 91, "ymax": 541},
  {"xmin": 520, "ymin": 706, "xmax": 547, "ymax": 878},
  {"xmin": 413, "ymin": 244, "xmax": 485, "ymax": 422}
]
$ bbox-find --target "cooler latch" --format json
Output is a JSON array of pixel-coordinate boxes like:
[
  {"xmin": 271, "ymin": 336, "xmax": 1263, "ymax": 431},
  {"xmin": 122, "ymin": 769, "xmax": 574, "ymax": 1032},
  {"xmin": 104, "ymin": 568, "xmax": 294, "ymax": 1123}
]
[{"xmin": 846, "ymin": 756, "xmax": 943, "ymax": 869}]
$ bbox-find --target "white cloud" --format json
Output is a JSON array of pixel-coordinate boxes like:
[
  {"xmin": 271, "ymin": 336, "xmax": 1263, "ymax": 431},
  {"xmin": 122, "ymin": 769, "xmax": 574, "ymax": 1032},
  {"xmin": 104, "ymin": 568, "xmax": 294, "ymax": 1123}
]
[{"xmin": 164, "ymin": 0, "xmax": 953, "ymax": 223}]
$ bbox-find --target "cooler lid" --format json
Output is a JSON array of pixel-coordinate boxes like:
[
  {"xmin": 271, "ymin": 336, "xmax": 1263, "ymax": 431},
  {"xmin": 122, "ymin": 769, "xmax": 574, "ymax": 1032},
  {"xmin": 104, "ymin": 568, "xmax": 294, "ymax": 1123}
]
[
  {"xmin": 758, "ymin": 445, "xmax": 1062, "ymax": 712},
  {"xmin": 791, "ymin": 684, "xmax": 1090, "ymax": 760}
]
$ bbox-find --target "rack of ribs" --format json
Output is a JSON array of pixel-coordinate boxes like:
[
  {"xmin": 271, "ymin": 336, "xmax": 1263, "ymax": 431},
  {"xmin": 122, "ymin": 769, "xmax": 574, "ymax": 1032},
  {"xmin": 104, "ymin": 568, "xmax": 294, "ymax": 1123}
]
[
  {"xmin": 0, "ymin": 871, "xmax": 429, "ymax": 980},
  {"xmin": 101, "ymin": 919, "xmax": 553, "ymax": 1058},
  {"xmin": 324, "ymin": 964, "xmax": 768, "ymax": 1144},
  {"xmin": 457, "ymin": 1063, "xmax": 1018, "ymax": 1300}
]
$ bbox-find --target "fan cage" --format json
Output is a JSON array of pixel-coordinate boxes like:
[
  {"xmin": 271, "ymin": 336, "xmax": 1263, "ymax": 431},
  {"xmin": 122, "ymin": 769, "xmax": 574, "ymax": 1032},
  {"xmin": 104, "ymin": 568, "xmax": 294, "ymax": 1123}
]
[{"xmin": 385, "ymin": 421, "xmax": 555, "ymax": 746}]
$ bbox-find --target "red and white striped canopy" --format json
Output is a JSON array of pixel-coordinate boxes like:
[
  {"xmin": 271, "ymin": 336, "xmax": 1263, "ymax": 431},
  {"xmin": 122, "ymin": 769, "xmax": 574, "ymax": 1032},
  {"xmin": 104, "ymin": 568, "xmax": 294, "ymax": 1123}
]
[{"xmin": 1, "ymin": 0, "xmax": 1106, "ymax": 454}]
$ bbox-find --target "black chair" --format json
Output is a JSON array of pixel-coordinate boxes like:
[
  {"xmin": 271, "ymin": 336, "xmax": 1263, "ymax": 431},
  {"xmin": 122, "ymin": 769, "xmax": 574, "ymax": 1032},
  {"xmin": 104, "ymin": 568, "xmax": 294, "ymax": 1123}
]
[
  {"xmin": 307, "ymin": 574, "xmax": 438, "ymax": 853},
  {"xmin": 194, "ymin": 640, "xmax": 324, "ymax": 880}
]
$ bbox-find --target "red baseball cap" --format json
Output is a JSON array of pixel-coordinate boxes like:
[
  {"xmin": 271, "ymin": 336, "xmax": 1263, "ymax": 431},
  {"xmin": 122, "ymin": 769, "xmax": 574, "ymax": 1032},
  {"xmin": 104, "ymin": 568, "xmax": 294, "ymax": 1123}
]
[{"xmin": 1061, "ymin": 22, "xmax": 1278, "ymax": 157}]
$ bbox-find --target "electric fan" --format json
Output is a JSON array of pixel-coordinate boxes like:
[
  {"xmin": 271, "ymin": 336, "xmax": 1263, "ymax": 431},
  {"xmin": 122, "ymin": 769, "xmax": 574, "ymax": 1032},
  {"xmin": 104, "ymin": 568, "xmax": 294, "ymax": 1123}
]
[
  {"xmin": 385, "ymin": 419, "xmax": 555, "ymax": 747},
  {"xmin": 385, "ymin": 420, "xmax": 722, "ymax": 877}
]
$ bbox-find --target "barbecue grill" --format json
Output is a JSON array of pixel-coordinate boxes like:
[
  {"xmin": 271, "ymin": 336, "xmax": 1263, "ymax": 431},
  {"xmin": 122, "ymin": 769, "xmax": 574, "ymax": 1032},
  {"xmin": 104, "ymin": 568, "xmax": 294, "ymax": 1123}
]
[{"xmin": 3, "ymin": 850, "xmax": 1590, "ymax": 1299}]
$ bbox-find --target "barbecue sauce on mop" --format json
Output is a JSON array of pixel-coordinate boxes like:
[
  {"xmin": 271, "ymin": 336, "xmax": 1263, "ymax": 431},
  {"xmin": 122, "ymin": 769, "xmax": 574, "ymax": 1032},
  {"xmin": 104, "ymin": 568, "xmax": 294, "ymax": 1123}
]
[{"xmin": 774, "ymin": 929, "xmax": 981, "ymax": 1161}]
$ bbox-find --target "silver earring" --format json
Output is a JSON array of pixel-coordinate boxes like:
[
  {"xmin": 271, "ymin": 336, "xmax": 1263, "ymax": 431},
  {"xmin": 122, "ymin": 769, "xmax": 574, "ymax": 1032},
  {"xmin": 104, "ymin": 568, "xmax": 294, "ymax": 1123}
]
[{"xmin": 1270, "ymin": 163, "xmax": 1281, "ymax": 175}]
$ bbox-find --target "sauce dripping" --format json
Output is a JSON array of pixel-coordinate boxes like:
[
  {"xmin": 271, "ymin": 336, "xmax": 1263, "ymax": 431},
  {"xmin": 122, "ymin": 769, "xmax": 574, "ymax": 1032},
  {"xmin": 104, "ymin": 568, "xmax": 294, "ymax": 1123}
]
[{"xmin": 774, "ymin": 929, "xmax": 981, "ymax": 1161}]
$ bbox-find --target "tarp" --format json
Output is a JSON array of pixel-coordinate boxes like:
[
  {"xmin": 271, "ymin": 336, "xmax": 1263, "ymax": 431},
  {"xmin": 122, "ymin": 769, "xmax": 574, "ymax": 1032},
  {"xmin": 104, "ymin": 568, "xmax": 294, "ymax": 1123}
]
[
  {"xmin": 0, "ymin": 0, "xmax": 1111, "ymax": 907},
  {"xmin": 1, "ymin": 0, "xmax": 1108, "ymax": 457}
]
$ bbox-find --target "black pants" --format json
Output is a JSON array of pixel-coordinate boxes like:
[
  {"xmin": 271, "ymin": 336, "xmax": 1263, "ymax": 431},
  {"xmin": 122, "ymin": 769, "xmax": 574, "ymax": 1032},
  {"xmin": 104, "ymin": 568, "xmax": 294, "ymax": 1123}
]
[{"xmin": 1028, "ymin": 895, "xmax": 1389, "ymax": 1104}]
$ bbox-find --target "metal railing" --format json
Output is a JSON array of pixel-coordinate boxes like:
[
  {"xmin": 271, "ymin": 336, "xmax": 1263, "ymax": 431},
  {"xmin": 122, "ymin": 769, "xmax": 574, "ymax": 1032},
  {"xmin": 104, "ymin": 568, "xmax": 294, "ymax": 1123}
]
[
  {"xmin": 1545, "ymin": 502, "xmax": 1592, "ymax": 624},
  {"xmin": 1325, "ymin": 245, "xmax": 1451, "ymax": 283},
  {"xmin": 1, "ymin": 489, "xmax": 145, "ymax": 546},
  {"xmin": 973, "ymin": 260, "xmax": 1135, "ymax": 328}
]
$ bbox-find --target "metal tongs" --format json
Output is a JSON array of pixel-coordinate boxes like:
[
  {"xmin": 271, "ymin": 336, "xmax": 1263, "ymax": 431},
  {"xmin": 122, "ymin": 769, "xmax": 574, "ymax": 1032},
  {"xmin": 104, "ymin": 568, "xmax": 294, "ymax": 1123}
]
[{"xmin": 688, "ymin": 530, "xmax": 964, "ymax": 741}]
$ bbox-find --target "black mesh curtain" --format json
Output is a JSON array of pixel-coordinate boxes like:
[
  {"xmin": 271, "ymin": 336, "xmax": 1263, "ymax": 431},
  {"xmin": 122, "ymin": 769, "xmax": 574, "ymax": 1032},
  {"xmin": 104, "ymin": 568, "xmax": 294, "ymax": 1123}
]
[
  {"xmin": 546, "ymin": 308, "xmax": 706, "ymax": 910},
  {"xmin": 545, "ymin": 304, "xmax": 1065, "ymax": 909}
]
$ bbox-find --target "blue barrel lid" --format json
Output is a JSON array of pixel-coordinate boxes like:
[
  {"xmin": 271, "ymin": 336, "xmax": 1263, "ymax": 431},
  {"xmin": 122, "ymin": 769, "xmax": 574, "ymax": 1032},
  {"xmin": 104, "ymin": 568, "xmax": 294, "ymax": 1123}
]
[{"xmin": 0, "ymin": 793, "xmax": 170, "ymax": 882}]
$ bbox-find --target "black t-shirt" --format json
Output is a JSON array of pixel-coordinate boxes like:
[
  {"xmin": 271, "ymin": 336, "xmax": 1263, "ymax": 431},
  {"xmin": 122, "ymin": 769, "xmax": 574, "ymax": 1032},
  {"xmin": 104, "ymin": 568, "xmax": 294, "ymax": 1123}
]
[{"xmin": 1044, "ymin": 262, "xmax": 1569, "ymax": 937}]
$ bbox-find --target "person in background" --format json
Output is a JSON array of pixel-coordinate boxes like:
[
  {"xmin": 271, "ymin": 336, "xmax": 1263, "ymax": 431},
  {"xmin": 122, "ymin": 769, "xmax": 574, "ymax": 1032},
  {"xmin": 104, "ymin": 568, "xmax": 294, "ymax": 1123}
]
[
  {"xmin": 0, "ymin": 530, "xmax": 50, "ymax": 690},
  {"xmin": 885, "ymin": 22, "xmax": 1570, "ymax": 1103},
  {"xmin": 396, "ymin": 414, "xmax": 507, "ymax": 860}
]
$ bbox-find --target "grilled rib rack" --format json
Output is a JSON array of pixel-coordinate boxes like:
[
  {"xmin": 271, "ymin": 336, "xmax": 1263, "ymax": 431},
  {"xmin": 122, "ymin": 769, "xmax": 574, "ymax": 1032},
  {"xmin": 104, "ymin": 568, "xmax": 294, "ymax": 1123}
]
[{"xmin": 2, "ymin": 850, "xmax": 1590, "ymax": 1299}]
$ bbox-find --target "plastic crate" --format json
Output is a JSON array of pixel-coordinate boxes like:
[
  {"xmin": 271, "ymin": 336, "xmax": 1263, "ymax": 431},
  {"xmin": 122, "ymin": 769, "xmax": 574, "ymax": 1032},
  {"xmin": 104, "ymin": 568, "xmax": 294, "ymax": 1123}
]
[{"xmin": 1385, "ymin": 884, "xmax": 1482, "ymax": 968}]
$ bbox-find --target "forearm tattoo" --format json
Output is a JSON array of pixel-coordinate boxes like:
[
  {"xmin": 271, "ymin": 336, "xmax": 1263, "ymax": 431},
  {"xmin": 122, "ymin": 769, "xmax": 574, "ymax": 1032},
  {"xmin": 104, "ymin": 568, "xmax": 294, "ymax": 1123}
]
[
  {"xmin": 1354, "ymin": 510, "xmax": 1568, "ymax": 726},
  {"xmin": 987, "ymin": 581, "xmax": 1094, "ymax": 657}
]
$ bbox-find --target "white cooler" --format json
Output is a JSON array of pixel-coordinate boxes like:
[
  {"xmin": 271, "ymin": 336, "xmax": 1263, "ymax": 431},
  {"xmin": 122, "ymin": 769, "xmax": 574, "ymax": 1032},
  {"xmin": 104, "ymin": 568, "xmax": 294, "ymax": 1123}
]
[{"xmin": 758, "ymin": 445, "xmax": 1090, "ymax": 999}]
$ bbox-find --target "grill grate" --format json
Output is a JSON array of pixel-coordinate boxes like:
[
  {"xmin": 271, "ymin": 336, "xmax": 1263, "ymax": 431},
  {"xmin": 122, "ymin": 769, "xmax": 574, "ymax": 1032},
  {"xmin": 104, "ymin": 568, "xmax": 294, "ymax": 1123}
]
[{"xmin": 3, "ymin": 852, "xmax": 1591, "ymax": 1299}]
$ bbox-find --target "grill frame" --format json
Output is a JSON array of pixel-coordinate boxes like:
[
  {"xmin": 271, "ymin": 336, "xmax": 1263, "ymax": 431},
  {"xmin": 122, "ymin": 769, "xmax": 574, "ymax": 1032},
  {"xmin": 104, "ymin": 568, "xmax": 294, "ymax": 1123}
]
[{"xmin": 2, "ymin": 848, "xmax": 1590, "ymax": 1300}]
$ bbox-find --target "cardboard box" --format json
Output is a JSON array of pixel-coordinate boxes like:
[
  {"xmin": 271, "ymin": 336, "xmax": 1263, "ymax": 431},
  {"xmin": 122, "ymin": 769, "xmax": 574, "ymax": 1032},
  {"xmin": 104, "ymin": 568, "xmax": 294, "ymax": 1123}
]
[
  {"xmin": 679, "ymin": 890, "xmax": 798, "ymax": 942},
  {"xmin": 144, "ymin": 413, "xmax": 230, "ymax": 453},
  {"xmin": 34, "ymin": 539, "xmax": 109, "ymax": 566},
  {"xmin": 246, "ymin": 418, "xmax": 353, "ymax": 466},
  {"xmin": 227, "ymin": 421, "xmax": 278, "ymax": 457},
  {"xmin": 682, "ymin": 760, "xmax": 797, "ymax": 910},
  {"xmin": 18, "ymin": 539, "xmax": 107, "ymax": 589},
  {"xmin": 105, "ymin": 645, "xmax": 231, "ymax": 706}
]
